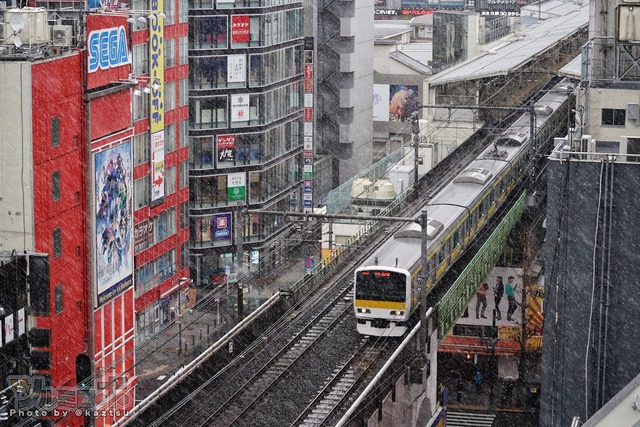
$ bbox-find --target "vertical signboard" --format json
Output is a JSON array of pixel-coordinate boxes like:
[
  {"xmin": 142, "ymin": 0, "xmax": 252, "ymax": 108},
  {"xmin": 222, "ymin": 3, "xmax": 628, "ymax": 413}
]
[
  {"xmin": 231, "ymin": 15, "xmax": 250, "ymax": 43},
  {"xmin": 4, "ymin": 315, "xmax": 14, "ymax": 344},
  {"xmin": 227, "ymin": 172, "xmax": 246, "ymax": 201},
  {"xmin": 150, "ymin": 0, "xmax": 165, "ymax": 203},
  {"xmin": 217, "ymin": 134, "xmax": 236, "ymax": 163},
  {"xmin": 227, "ymin": 54, "xmax": 246, "ymax": 83},
  {"xmin": 94, "ymin": 141, "xmax": 134, "ymax": 306},
  {"xmin": 303, "ymin": 37, "xmax": 314, "ymax": 213},
  {"xmin": 231, "ymin": 94, "xmax": 250, "ymax": 122},
  {"xmin": 214, "ymin": 213, "xmax": 233, "ymax": 241}
]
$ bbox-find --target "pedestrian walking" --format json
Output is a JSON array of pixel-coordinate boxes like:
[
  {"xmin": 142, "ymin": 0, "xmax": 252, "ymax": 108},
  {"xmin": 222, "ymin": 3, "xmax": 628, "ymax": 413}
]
[
  {"xmin": 474, "ymin": 369, "xmax": 483, "ymax": 391},
  {"xmin": 494, "ymin": 276, "xmax": 504, "ymax": 320},
  {"xmin": 506, "ymin": 276, "xmax": 519, "ymax": 321},
  {"xmin": 475, "ymin": 282, "xmax": 489, "ymax": 319}
]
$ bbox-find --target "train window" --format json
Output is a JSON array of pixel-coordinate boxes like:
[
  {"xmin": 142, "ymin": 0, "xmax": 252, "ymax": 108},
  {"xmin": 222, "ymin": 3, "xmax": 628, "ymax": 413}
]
[
  {"xmin": 478, "ymin": 201, "xmax": 485, "ymax": 218},
  {"xmin": 438, "ymin": 247, "xmax": 445, "ymax": 264},
  {"xmin": 453, "ymin": 230, "xmax": 459, "ymax": 248}
]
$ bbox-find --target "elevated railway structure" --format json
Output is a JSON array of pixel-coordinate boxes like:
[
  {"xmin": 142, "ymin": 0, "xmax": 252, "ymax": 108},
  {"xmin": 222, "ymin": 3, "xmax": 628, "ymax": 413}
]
[{"xmin": 120, "ymin": 78, "xmax": 573, "ymax": 427}]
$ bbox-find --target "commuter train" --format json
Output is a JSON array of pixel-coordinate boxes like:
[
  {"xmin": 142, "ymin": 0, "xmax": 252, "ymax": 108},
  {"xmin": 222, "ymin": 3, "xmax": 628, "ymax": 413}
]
[{"xmin": 353, "ymin": 79, "xmax": 575, "ymax": 337}]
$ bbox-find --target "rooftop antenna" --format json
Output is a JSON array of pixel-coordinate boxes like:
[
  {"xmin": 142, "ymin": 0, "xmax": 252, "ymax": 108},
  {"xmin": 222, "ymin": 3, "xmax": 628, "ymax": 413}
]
[{"xmin": 9, "ymin": 13, "xmax": 24, "ymax": 48}]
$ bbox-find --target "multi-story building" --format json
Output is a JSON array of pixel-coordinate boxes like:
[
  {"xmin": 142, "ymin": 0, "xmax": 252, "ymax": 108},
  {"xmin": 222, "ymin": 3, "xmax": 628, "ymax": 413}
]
[
  {"xmin": 187, "ymin": 0, "xmax": 305, "ymax": 279},
  {"xmin": 1, "ymin": 2, "xmax": 188, "ymax": 424},
  {"xmin": 0, "ymin": 30, "xmax": 91, "ymax": 426},
  {"xmin": 315, "ymin": 0, "xmax": 374, "ymax": 193},
  {"xmin": 128, "ymin": 0, "xmax": 192, "ymax": 346},
  {"xmin": 540, "ymin": 1, "xmax": 640, "ymax": 425}
]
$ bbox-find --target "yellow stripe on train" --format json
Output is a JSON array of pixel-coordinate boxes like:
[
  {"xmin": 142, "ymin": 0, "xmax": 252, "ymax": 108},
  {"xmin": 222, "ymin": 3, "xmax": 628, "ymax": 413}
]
[{"xmin": 354, "ymin": 300, "xmax": 407, "ymax": 310}]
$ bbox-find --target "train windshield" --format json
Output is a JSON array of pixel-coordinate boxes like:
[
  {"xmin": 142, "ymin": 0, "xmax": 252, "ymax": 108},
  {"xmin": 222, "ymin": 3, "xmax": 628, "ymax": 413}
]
[{"xmin": 355, "ymin": 270, "xmax": 407, "ymax": 302}]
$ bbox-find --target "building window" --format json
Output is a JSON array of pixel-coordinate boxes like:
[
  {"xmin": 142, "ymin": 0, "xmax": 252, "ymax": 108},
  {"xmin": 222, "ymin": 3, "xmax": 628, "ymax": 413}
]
[
  {"xmin": 180, "ymin": 78, "xmax": 188, "ymax": 107},
  {"xmin": 153, "ymin": 209, "xmax": 177, "ymax": 243},
  {"xmin": 165, "ymin": 81, "xmax": 176, "ymax": 111},
  {"xmin": 190, "ymin": 16, "xmax": 227, "ymax": 49},
  {"xmin": 601, "ymin": 108, "xmax": 626, "ymax": 126},
  {"xmin": 166, "ymin": 123, "xmax": 176, "ymax": 152},
  {"xmin": 164, "ymin": 0, "xmax": 175, "ymax": 24},
  {"xmin": 180, "ymin": 160, "xmax": 188, "ymax": 189},
  {"xmin": 133, "ymin": 91, "xmax": 149, "ymax": 121},
  {"xmin": 133, "ymin": 43, "xmax": 149, "ymax": 75},
  {"xmin": 181, "ymin": 242, "xmax": 189, "ymax": 270},
  {"xmin": 165, "ymin": 38, "xmax": 176, "ymax": 68},
  {"xmin": 180, "ymin": 201, "xmax": 188, "ymax": 229},
  {"xmin": 53, "ymin": 228, "xmax": 62, "ymax": 258},
  {"xmin": 55, "ymin": 285, "xmax": 63, "ymax": 314},
  {"xmin": 52, "ymin": 171, "xmax": 61, "ymax": 201},
  {"xmin": 180, "ymin": 119, "xmax": 189, "ymax": 148},
  {"xmin": 179, "ymin": 36, "xmax": 188, "ymax": 65},
  {"xmin": 52, "ymin": 117, "xmax": 60, "ymax": 147},
  {"xmin": 135, "ymin": 176, "xmax": 150, "ymax": 209},
  {"xmin": 179, "ymin": 0, "xmax": 188, "ymax": 23},
  {"xmin": 165, "ymin": 165, "xmax": 177, "ymax": 195},
  {"xmin": 134, "ymin": 132, "xmax": 150, "ymax": 166},
  {"xmin": 191, "ymin": 96, "xmax": 227, "ymax": 129}
]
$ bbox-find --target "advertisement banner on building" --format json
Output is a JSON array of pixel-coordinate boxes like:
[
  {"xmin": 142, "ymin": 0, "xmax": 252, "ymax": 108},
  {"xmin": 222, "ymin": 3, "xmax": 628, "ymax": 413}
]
[
  {"xmin": 134, "ymin": 218, "xmax": 154, "ymax": 254},
  {"xmin": 227, "ymin": 54, "xmax": 246, "ymax": 83},
  {"xmin": 303, "ymin": 164, "xmax": 313, "ymax": 178},
  {"xmin": 227, "ymin": 172, "xmax": 246, "ymax": 201},
  {"xmin": 304, "ymin": 80, "xmax": 313, "ymax": 93},
  {"xmin": 304, "ymin": 64, "xmax": 313, "ymax": 79},
  {"xmin": 231, "ymin": 15, "xmax": 250, "ymax": 43},
  {"xmin": 86, "ymin": 14, "xmax": 131, "ymax": 90},
  {"xmin": 214, "ymin": 213, "xmax": 233, "ymax": 241},
  {"xmin": 151, "ymin": 131, "xmax": 165, "ymax": 201},
  {"xmin": 94, "ymin": 140, "xmax": 134, "ymax": 307},
  {"xmin": 389, "ymin": 85, "xmax": 419, "ymax": 122},
  {"xmin": 304, "ymin": 108, "xmax": 313, "ymax": 122},
  {"xmin": 231, "ymin": 94, "xmax": 250, "ymax": 122},
  {"xmin": 150, "ymin": 0, "xmax": 165, "ymax": 203},
  {"xmin": 304, "ymin": 179, "xmax": 312, "ymax": 193},
  {"xmin": 218, "ymin": 134, "xmax": 236, "ymax": 163},
  {"xmin": 4, "ymin": 315, "xmax": 14, "ymax": 344},
  {"xmin": 17, "ymin": 308, "xmax": 25, "ymax": 336},
  {"xmin": 373, "ymin": 84, "xmax": 390, "ymax": 121}
]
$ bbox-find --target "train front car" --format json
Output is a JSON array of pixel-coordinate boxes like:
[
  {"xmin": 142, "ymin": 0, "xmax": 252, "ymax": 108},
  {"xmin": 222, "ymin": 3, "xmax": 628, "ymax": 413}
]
[{"xmin": 354, "ymin": 266, "xmax": 412, "ymax": 337}]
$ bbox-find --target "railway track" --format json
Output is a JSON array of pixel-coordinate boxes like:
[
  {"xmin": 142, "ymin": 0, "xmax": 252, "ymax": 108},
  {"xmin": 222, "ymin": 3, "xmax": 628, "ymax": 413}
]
[
  {"xmin": 140, "ymin": 101, "xmax": 544, "ymax": 427},
  {"xmin": 203, "ymin": 284, "xmax": 355, "ymax": 426},
  {"xmin": 292, "ymin": 339, "xmax": 389, "ymax": 427}
]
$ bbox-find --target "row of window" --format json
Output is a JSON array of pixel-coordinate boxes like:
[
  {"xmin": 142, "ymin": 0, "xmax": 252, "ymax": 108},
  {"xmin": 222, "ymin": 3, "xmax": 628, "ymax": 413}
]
[
  {"xmin": 134, "ymin": 161, "xmax": 189, "ymax": 209},
  {"xmin": 135, "ymin": 249, "xmax": 177, "ymax": 296},
  {"xmin": 189, "ymin": 154, "xmax": 300, "ymax": 210},
  {"xmin": 132, "ymin": 37, "xmax": 189, "ymax": 76},
  {"xmin": 133, "ymin": 119, "xmax": 189, "ymax": 166},
  {"xmin": 189, "ymin": 119, "xmax": 301, "ymax": 169},
  {"xmin": 190, "ymin": 81, "xmax": 303, "ymax": 130},
  {"xmin": 189, "ymin": 9, "xmax": 303, "ymax": 50},
  {"xmin": 190, "ymin": 45, "xmax": 303, "ymax": 90},
  {"xmin": 133, "ymin": 79, "xmax": 189, "ymax": 121},
  {"xmin": 190, "ymin": 0, "xmax": 302, "ymax": 9},
  {"xmin": 190, "ymin": 194, "xmax": 293, "ymax": 250}
]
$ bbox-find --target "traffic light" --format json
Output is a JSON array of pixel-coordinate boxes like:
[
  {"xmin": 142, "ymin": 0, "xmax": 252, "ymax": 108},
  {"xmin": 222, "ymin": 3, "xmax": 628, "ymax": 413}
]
[{"xmin": 75, "ymin": 354, "xmax": 92, "ymax": 389}]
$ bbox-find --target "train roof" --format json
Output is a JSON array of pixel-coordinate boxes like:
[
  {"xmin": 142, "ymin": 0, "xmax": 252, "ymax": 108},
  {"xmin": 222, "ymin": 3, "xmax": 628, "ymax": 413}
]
[{"xmin": 359, "ymin": 78, "xmax": 575, "ymax": 273}]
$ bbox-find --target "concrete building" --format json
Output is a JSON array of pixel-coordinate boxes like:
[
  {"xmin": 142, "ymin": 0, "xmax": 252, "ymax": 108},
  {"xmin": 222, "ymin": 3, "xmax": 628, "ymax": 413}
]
[
  {"xmin": 314, "ymin": 0, "xmax": 375, "ymax": 193},
  {"xmin": 540, "ymin": 1, "xmax": 640, "ymax": 425}
]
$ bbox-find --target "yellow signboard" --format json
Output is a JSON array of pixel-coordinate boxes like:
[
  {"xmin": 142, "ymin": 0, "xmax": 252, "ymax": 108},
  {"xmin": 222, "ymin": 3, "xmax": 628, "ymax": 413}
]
[{"xmin": 150, "ymin": 0, "xmax": 165, "ymax": 202}]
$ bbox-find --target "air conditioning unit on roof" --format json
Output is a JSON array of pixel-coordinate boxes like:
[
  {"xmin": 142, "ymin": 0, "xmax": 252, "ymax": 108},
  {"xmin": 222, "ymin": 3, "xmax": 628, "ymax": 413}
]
[{"xmin": 52, "ymin": 25, "xmax": 72, "ymax": 47}]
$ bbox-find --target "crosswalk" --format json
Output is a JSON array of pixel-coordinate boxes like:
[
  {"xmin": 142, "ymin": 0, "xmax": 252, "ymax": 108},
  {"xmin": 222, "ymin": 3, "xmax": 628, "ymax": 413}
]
[{"xmin": 447, "ymin": 411, "xmax": 496, "ymax": 427}]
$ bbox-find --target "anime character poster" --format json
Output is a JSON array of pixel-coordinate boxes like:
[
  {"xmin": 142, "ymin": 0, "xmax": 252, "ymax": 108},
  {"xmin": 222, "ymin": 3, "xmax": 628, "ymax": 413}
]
[
  {"xmin": 389, "ymin": 85, "xmax": 419, "ymax": 122},
  {"xmin": 94, "ymin": 141, "xmax": 133, "ymax": 306}
]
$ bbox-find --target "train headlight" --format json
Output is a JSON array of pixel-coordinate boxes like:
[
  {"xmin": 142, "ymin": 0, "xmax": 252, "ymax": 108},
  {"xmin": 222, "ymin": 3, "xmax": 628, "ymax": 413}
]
[
  {"xmin": 390, "ymin": 311, "xmax": 405, "ymax": 316},
  {"xmin": 357, "ymin": 308, "xmax": 371, "ymax": 314}
]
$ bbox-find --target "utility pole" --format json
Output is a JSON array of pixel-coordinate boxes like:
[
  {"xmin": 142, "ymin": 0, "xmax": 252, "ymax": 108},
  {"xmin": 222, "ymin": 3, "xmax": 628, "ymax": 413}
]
[
  {"xmin": 419, "ymin": 208, "xmax": 429, "ymax": 355},
  {"xmin": 412, "ymin": 112, "xmax": 420, "ymax": 187}
]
